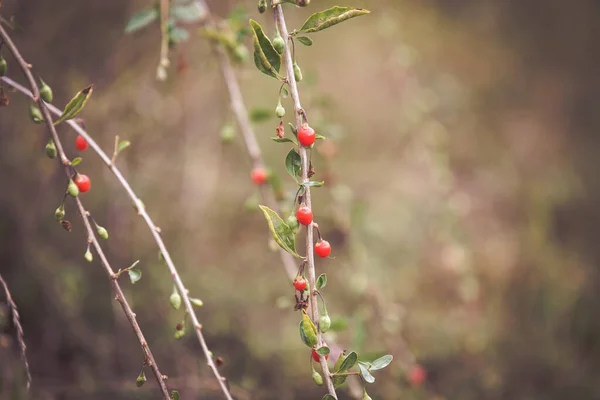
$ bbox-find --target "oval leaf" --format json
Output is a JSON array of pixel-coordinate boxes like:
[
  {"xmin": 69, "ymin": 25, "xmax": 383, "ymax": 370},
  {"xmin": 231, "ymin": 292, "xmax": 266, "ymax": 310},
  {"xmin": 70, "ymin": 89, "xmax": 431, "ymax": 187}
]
[
  {"xmin": 338, "ymin": 351, "xmax": 358, "ymax": 372},
  {"xmin": 300, "ymin": 311, "xmax": 318, "ymax": 348},
  {"xmin": 316, "ymin": 345, "xmax": 330, "ymax": 356},
  {"xmin": 285, "ymin": 149, "xmax": 302, "ymax": 182},
  {"xmin": 171, "ymin": 2, "xmax": 208, "ymax": 23},
  {"xmin": 304, "ymin": 181, "xmax": 324, "ymax": 188},
  {"xmin": 249, "ymin": 19, "xmax": 281, "ymax": 78},
  {"xmin": 71, "ymin": 157, "xmax": 83, "ymax": 166},
  {"xmin": 128, "ymin": 267, "xmax": 142, "ymax": 284},
  {"xmin": 296, "ymin": 36, "xmax": 313, "ymax": 46},
  {"xmin": 258, "ymin": 205, "xmax": 301, "ymax": 258},
  {"xmin": 359, "ymin": 363, "xmax": 375, "ymax": 383},
  {"xmin": 316, "ymin": 273, "xmax": 327, "ymax": 290},
  {"xmin": 125, "ymin": 9, "xmax": 159, "ymax": 33},
  {"xmin": 370, "ymin": 354, "xmax": 393, "ymax": 371},
  {"xmin": 297, "ymin": 7, "xmax": 370, "ymax": 34},
  {"xmin": 270, "ymin": 137, "xmax": 298, "ymax": 145},
  {"xmin": 54, "ymin": 85, "xmax": 93, "ymax": 126},
  {"xmin": 171, "ymin": 390, "xmax": 180, "ymax": 400},
  {"xmin": 118, "ymin": 140, "xmax": 131, "ymax": 153}
]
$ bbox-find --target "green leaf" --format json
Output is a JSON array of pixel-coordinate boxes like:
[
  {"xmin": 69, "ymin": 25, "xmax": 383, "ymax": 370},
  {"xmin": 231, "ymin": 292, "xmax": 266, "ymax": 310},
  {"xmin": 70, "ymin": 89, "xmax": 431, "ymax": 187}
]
[
  {"xmin": 329, "ymin": 316, "xmax": 349, "ymax": 332},
  {"xmin": 258, "ymin": 205, "xmax": 301, "ymax": 258},
  {"xmin": 359, "ymin": 363, "xmax": 375, "ymax": 383},
  {"xmin": 322, "ymin": 395, "xmax": 336, "ymax": 400},
  {"xmin": 281, "ymin": 87, "xmax": 289, "ymax": 98},
  {"xmin": 316, "ymin": 273, "xmax": 327, "ymax": 290},
  {"xmin": 171, "ymin": 390, "xmax": 180, "ymax": 400},
  {"xmin": 270, "ymin": 137, "xmax": 297, "ymax": 145},
  {"xmin": 299, "ymin": 311, "xmax": 318, "ymax": 348},
  {"xmin": 296, "ymin": 36, "xmax": 313, "ymax": 46},
  {"xmin": 249, "ymin": 107, "xmax": 272, "ymax": 122},
  {"xmin": 125, "ymin": 9, "xmax": 159, "ymax": 33},
  {"xmin": 316, "ymin": 345, "xmax": 330, "ymax": 356},
  {"xmin": 370, "ymin": 355, "xmax": 393, "ymax": 371},
  {"xmin": 118, "ymin": 140, "xmax": 131, "ymax": 153},
  {"xmin": 332, "ymin": 352, "xmax": 348, "ymax": 387},
  {"xmin": 54, "ymin": 85, "xmax": 93, "ymax": 125},
  {"xmin": 297, "ymin": 7, "xmax": 370, "ymax": 34},
  {"xmin": 316, "ymin": 133, "xmax": 326, "ymax": 140},
  {"xmin": 285, "ymin": 149, "xmax": 302, "ymax": 182},
  {"xmin": 304, "ymin": 181, "xmax": 324, "ymax": 188},
  {"xmin": 170, "ymin": 27, "xmax": 190, "ymax": 43},
  {"xmin": 288, "ymin": 122, "xmax": 298, "ymax": 137},
  {"xmin": 127, "ymin": 261, "xmax": 142, "ymax": 284},
  {"xmin": 136, "ymin": 370, "xmax": 146, "ymax": 387},
  {"xmin": 171, "ymin": 2, "xmax": 208, "ymax": 23},
  {"xmin": 249, "ymin": 19, "xmax": 281, "ymax": 78},
  {"xmin": 338, "ymin": 351, "xmax": 358, "ymax": 372},
  {"xmin": 71, "ymin": 157, "xmax": 83, "ymax": 166}
]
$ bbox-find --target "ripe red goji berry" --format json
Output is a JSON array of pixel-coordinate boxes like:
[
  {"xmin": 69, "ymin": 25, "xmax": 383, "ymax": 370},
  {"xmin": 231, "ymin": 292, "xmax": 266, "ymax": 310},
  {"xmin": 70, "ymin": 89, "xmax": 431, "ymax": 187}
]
[
  {"xmin": 74, "ymin": 174, "xmax": 91, "ymax": 193},
  {"xmin": 315, "ymin": 240, "xmax": 331, "ymax": 258},
  {"xmin": 297, "ymin": 124, "xmax": 315, "ymax": 147},
  {"xmin": 296, "ymin": 206, "xmax": 313, "ymax": 225},
  {"xmin": 250, "ymin": 167, "xmax": 268, "ymax": 185},
  {"xmin": 75, "ymin": 135, "xmax": 88, "ymax": 151},
  {"xmin": 294, "ymin": 278, "xmax": 307, "ymax": 291},
  {"xmin": 312, "ymin": 349, "xmax": 329, "ymax": 363}
]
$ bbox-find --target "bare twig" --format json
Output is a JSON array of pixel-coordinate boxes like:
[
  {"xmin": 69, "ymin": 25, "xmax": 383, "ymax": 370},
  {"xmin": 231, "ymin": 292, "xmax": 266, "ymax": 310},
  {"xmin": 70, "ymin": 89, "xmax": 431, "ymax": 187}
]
[
  {"xmin": 157, "ymin": 0, "xmax": 170, "ymax": 80},
  {"xmin": 0, "ymin": 273, "xmax": 32, "ymax": 391},
  {"xmin": 0, "ymin": 23, "xmax": 172, "ymax": 400},
  {"xmin": 273, "ymin": 5, "xmax": 338, "ymax": 398}
]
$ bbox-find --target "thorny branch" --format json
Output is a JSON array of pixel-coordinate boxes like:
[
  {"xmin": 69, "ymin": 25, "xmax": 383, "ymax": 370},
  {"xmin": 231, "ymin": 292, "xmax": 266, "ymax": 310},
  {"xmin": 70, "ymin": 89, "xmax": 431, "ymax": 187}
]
[
  {"xmin": 0, "ymin": 22, "xmax": 173, "ymax": 399},
  {"xmin": 273, "ymin": 4, "xmax": 338, "ymax": 398},
  {"xmin": 0, "ymin": 273, "xmax": 32, "ymax": 391}
]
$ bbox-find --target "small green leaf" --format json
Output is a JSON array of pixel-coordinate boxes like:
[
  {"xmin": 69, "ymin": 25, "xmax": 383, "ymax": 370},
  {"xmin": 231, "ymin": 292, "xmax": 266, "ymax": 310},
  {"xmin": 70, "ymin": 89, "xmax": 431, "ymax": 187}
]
[
  {"xmin": 128, "ymin": 262, "xmax": 142, "ymax": 284},
  {"xmin": 316, "ymin": 133, "xmax": 326, "ymax": 140},
  {"xmin": 54, "ymin": 85, "xmax": 93, "ymax": 125},
  {"xmin": 316, "ymin": 273, "xmax": 327, "ymax": 290},
  {"xmin": 125, "ymin": 9, "xmax": 159, "ymax": 33},
  {"xmin": 171, "ymin": 2, "xmax": 208, "ymax": 23},
  {"xmin": 296, "ymin": 36, "xmax": 313, "ymax": 46},
  {"xmin": 71, "ymin": 157, "xmax": 83, "ymax": 166},
  {"xmin": 281, "ymin": 87, "xmax": 289, "ymax": 98},
  {"xmin": 329, "ymin": 316, "xmax": 349, "ymax": 332},
  {"xmin": 249, "ymin": 19, "xmax": 281, "ymax": 78},
  {"xmin": 297, "ymin": 7, "xmax": 370, "ymax": 34},
  {"xmin": 304, "ymin": 181, "xmax": 324, "ymax": 188},
  {"xmin": 270, "ymin": 137, "xmax": 297, "ymax": 145},
  {"xmin": 322, "ymin": 394, "xmax": 336, "ymax": 400},
  {"xmin": 288, "ymin": 122, "xmax": 298, "ymax": 137},
  {"xmin": 285, "ymin": 149, "xmax": 302, "ymax": 182},
  {"xmin": 259, "ymin": 205, "xmax": 301, "ymax": 258},
  {"xmin": 136, "ymin": 369, "xmax": 146, "ymax": 387},
  {"xmin": 370, "ymin": 355, "xmax": 393, "ymax": 371},
  {"xmin": 190, "ymin": 297, "xmax": 203, "ymax": 307},
  {"xmin": 332, "ymin": 352, "xmax": 348, "ymax": 387},
  {"xmin": 299, "ymin": 311, "xmax": 318, "ymax": 348},
  {"xmin": 359, "ymin": 363, "xmax": 375, "ymax": 383},
  {"xmin": 249, "ymin": 107, "xmax": 272, "ymax": 122},
  {"xmin": 338, "ymin": 351, "xmax": 358, "ymax": 372},
  {"xmin": 316, "ymin": 345, "xmax": 330, "ymax": 356},
  {"xmin": 118, "ymin": 140, "xmax": 131, "ymax": 153},
  {"xmin": 170, "ymin": 27, "xmax": 190, "ymax": 44},
  {"xmin": 171, "ymin": 390, "xmax": 180, "ymax": 400}
]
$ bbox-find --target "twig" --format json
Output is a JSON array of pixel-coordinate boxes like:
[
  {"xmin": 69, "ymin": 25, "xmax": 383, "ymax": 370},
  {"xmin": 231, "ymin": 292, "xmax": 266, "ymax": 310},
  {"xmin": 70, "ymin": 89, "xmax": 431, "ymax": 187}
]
[
  {"xmin": 273, "ymin": 5, "xmax": 338, "ymax": 398},
  {"xmin": 157, "ymin": 0, "xmax": 170, "ymax": 80},
  {"xmin": 0, "ymin": 273, "xmax": 32, "ymax": 391},
  {"xmin": 0, "ymin": 22, "xmax": 172, "ymax": 400}
]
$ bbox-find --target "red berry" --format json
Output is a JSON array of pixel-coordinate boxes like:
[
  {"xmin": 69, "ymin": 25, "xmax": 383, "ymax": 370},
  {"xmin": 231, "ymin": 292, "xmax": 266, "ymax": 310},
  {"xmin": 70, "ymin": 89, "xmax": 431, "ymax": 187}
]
[
  {"xmin": 250, "ymin": 167, "xmax": 268, "ymax": 185},
  {"xmin": 74, "ymin": 174, "xmax": 91, "ymax": 193},
  {"xmin": 408, "ymin": 365, "xmax": 426, "ymax": 386},
  {"xmin": 296, "ymin": 206, "xmax": 313, "ymax": 225},
  {"xmin": 312, "ymin": 349, "xmax": 329, "ymax": 363},
  {"xmin": 75, "ymin": 135, "xmax": 88, "ymax": 151},
  {"xmin": 293, "ymin": 278, "xmax": 307, "ymax": 291},
  {"xmin": 315, "ymin": 240, "xmax": 331, "ymax": 258},
  {"xmin": 297, "ymin": 125, "xmax": 316, "ymax": 147}
]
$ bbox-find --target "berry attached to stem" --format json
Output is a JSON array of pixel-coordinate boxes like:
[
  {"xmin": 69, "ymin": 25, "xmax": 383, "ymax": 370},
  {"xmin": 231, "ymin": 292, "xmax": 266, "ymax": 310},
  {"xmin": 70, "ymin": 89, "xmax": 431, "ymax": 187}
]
[
  {"xmin": 293, "ymin": 277, "xmax": 307, "ymax": 291},
  {"xmin": 315, "ymin": 240, "xmax": 331, "ymax": 258},
  {"xmin": 297, "ymin": 124, "xmax": 315, "ymax": 147},
  {"xmin": 250, "ymin": 167, "xmax": 268, "ymax": 185},
  {"xmin": 296, "ymin": 205, "xmax": 313, "ymax": 225},
  {"xmin": 74, "ymin": 174, "xmax": 91, "ymax": 193},
  {"xmin": 75, "ymin": 135, "xmax": 88, "ymax": 151}
]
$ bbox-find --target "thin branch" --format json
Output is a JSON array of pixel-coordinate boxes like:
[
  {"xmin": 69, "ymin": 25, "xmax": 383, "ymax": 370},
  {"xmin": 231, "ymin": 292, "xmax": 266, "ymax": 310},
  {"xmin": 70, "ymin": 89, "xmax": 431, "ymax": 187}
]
[
  {"xmin": 0, "ymin": 23, "xmax": 172, "ymax": 400},
  {"xmin": 273, "ymin": 5, "xmax": 338, "ymax": 398},
  {"xmin": 0, "ymin": 273, "xmax": 32, "ymax": 391},
  {"xmin": 157, "ymin": 0, "xmax": 170, "ymax": 80}
]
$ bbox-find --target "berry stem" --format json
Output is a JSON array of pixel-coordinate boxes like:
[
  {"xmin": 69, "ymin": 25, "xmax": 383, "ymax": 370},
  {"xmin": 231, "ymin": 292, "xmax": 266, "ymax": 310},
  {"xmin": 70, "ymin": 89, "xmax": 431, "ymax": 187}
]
[{"xmin": 274, "ymin": 5, "xmax": 338, "ymax": 398}]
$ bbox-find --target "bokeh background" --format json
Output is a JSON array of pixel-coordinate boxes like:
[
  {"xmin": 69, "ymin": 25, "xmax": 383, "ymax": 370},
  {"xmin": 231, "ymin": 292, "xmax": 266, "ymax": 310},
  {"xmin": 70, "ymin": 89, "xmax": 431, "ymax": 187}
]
[{"xmin": 1, "ymin": 0, "xmax": 600, "ymax": 399}]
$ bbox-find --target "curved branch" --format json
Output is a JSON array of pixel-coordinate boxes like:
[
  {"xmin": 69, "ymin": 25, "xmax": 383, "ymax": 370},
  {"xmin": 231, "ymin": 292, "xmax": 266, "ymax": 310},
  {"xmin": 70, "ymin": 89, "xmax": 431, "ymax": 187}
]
[{"xmin": 0, "ymin": 23, "xmax": 172, "ymax": 400}]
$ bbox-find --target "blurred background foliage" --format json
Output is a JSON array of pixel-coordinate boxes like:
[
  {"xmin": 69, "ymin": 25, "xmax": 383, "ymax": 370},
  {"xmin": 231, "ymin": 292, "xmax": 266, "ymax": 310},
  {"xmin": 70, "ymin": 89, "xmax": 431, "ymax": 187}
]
[{"xmin": 1, "ymin": 0, "xmax": 600, "ymax": 399}]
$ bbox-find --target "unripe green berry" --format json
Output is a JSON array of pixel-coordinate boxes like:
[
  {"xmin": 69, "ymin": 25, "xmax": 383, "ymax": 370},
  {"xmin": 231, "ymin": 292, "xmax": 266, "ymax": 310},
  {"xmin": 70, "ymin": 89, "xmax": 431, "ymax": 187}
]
[
  {"xmin": 84, "ymin": 249, "xmax": 93, "ymax": 263},
  {"xmin": 273, "ymin": 34, "xmax": 285, "ymax": 55},
  {"xmin": 0, "ymin": 56, "xmax": 7, "ymax": 77},
  {"xmin": 312, "ymin": 369, "xmax": 323, "ymax": 386},
  {"xmin": 257, "ymin": 0, "xmax": 267, "ymax": 14},
  {"xmin": 45, "ymin": 140, "xmax": 57, "ymax": 159},
  {"xmin": 233, "ymin": 45, "xmax": 249, "ymax": 64},
  {"xmin": 136, "ymin": 370, "xmax": 146, "ymax": 387},
  {"xmin": 170, "ymin": 289, "xmax": 182, "ymax": 310},
  {"xmin": 319, "ymin": 314, "xmax": 331, "ymax": 333},
  {"xmin": 39, "ymin": 79, "xmax": 53, "ymax": 103},
  {"xmin": 97, "ymin": 226, "xmax": 109, "ymax": 240},
  {"xmin": 293, "ymin": 61, "xmax": 303, "ymax": 82},
  {"xmin": 286, "ymin": 215, "xmax": 299, "ymax": 233},
  {"xmin": 67, "ymin": 179, "xmax": 79, "ymax": 197},
  {"xmin": 275, "ymin": 99, "xmax": 285, "ymax": 118},
  {"xmin": 29, "ymin": 103, "xmax": 43, "ymax": 123},
  {"xmin": 174, "ymin": 329, "xmax": 185, "ymax": 340},
  {"xmin": 55, "ymin": 205, "xmax": 65, "ymax": 221},
  {"xmin": 220, "ymin": 124, "xmax": 235, "ymax": 143}
]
